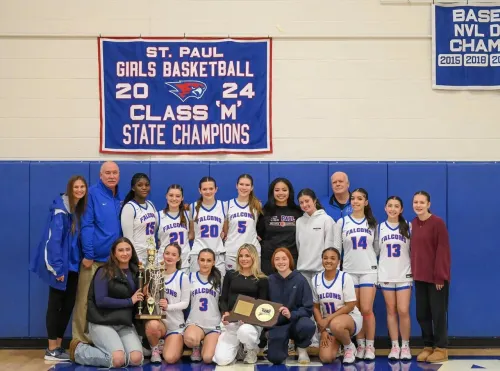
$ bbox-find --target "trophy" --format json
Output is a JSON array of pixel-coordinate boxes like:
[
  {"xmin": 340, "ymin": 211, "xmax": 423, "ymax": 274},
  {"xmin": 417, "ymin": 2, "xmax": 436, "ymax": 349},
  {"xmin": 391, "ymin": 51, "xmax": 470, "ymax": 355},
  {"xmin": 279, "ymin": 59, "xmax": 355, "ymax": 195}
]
[{"xmin": 136, "ymin": 238, "xmax": 166, "ymax": 320}]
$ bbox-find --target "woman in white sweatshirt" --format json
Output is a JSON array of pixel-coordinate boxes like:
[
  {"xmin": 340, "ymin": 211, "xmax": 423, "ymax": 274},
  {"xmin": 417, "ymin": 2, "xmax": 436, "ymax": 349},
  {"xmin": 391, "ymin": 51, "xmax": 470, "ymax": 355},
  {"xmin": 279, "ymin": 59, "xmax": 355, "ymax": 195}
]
[{"xmin": 296, "ymin": 188, "xmax": 335, "ymax": 287}]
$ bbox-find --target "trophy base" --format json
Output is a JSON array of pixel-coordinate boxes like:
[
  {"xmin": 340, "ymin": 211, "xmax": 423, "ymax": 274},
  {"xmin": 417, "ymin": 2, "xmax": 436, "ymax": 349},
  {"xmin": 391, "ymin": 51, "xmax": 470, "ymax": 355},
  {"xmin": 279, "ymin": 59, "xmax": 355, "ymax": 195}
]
[{"xmin": 135, "ymin": 314, "xmax": 166, "ymax": 320}]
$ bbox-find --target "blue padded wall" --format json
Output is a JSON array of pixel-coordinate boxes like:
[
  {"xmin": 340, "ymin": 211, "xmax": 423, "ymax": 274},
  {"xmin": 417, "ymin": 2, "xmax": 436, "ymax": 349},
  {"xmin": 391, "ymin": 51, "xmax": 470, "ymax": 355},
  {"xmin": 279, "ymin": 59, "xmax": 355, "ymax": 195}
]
[
  {"xmin": 0, "ymin": 163, "xmax": 30, "ymax": 337},
  {"xmin": 209, "ymin": 162, "xmax": 269, "ymax": 203},
  {"xmin": 29, "ymin": 162, "xmax": 90, "ymax": 337},
  {"xmin": 1, "ymin": 160, "xmax": 498, "ymax": 339},
  {"xmin": 447, "ymin": 163, "xmax": 500, "ymax": 336}
]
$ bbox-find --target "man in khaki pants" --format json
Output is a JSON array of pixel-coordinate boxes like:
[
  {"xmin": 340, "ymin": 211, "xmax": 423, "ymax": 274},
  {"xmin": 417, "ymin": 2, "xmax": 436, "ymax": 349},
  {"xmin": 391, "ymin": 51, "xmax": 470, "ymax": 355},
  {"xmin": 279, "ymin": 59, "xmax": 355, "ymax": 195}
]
[{"xmin": 72, "ymin": 162, "xmax": 122, "ymax": 343}]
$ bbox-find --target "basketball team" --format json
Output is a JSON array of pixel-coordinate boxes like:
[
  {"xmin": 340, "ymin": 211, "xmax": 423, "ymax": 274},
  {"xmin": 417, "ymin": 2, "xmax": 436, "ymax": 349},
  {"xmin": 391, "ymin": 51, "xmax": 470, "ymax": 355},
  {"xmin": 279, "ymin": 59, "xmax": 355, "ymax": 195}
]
[{"xmin": 30, "ymin": 161, "xmax": 451, "ymax": 367}]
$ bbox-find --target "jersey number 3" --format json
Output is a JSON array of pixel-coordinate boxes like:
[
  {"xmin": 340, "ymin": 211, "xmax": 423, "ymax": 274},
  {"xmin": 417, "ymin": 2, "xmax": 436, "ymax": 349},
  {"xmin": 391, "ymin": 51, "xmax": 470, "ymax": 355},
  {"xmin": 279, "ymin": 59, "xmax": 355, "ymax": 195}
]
[
  {"xmin": 351, "ymin": 236, "xmax": 367, "ymax": 250},
  {"xmin": 199, "ymin": 298, "xmax": 208, "ymax": 311}
]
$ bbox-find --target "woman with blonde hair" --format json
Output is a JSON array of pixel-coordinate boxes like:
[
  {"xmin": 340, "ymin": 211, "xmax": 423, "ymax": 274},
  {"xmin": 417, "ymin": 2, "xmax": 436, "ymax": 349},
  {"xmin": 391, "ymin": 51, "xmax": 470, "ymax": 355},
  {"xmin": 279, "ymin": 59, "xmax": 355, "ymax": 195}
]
[{"xmin": 212, "ymin": 244, "xmax": 269, "ymax": 366}]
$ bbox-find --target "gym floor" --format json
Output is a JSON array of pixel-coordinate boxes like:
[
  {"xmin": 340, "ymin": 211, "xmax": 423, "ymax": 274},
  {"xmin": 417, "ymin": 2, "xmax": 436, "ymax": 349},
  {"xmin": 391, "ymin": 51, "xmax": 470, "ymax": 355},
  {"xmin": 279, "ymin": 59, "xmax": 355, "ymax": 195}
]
[{"xmin": 2, "ymin": 349, "xmax": 499, "ymax": 371}]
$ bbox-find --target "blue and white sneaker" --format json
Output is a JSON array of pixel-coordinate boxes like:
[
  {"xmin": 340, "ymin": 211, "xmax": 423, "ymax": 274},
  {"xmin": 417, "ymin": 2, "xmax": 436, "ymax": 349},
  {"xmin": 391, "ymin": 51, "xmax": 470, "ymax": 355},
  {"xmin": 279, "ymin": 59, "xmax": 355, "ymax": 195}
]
[{"xmin": 44, "ymin": 347, "xmax": 70, "ymax": 361}]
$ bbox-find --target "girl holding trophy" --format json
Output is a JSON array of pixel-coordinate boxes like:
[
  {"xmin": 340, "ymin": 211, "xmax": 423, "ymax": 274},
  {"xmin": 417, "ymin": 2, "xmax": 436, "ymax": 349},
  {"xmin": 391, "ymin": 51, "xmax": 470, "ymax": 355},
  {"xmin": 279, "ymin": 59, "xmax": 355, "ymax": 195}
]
[{"xmin": 143, "ymin": 243, "xmax": 190, "ymax": 364}]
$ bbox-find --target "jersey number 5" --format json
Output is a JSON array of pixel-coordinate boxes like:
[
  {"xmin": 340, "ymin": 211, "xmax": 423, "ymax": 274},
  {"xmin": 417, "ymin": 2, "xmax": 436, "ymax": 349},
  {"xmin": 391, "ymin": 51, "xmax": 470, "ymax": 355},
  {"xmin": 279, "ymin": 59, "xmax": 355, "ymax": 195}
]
[
  {"xmin": 351, "ymin": 236, "xmax": 367, "ymax": 250},
  {"xmin": 237, "ymin": 221, "xmax": 247, "ymax": 234}
]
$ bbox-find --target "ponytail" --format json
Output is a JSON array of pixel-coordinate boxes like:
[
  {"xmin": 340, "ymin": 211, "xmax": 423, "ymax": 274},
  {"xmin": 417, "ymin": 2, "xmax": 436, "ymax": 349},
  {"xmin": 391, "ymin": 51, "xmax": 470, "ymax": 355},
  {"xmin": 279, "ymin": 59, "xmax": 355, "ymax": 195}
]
[
  {"xmin": 364, "ymin": 204, "xmax": 377, "ymax": 230},
  {"xmin": 398, "ymin": 214, "xmax": 411, "ymax": 239},
  {"xmin": 248, "ymin": 190, "xmax": 262, "ymax": 218},
  {"xmin": 194, "ymin": 196, "xmax": 203, "ymax": 222},
  {"xmin": 119, "ymin": 189, "xmax": 135, "ymax": 219}
]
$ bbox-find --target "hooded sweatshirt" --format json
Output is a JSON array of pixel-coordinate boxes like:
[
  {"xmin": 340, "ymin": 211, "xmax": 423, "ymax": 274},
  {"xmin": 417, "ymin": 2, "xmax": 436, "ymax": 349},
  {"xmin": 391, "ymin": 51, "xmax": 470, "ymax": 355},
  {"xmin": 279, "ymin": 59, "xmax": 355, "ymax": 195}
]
[
  {"xmin": 268, "ymin": 270, "xmax": 313, "ymax": 326},
  {"xmin": 81, "ymin": 180, "xmax": 122, "ymax": 262},
  {"xmin": 296, "ymin": 209, "xmax": 335, "ymax": 272},
  {"xmin": 30, "ymin": 194, "xmax": 81, "ymax": 290}
]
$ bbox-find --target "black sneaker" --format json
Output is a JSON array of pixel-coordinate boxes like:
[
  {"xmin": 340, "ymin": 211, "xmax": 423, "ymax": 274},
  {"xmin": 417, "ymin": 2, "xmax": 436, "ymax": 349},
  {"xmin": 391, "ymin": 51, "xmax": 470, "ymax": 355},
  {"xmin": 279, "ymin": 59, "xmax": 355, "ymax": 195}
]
[{"xmin": 44, "ymin": 347, "xmax": 70, "ymax": 361}]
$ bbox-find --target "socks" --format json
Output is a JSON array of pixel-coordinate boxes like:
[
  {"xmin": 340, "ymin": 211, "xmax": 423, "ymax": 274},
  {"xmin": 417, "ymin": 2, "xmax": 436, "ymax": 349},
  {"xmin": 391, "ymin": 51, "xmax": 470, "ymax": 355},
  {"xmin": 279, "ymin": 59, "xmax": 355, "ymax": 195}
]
[
  {"xmin": 366, "ymin": 340, "xmax": 374, "ymax": 348},
  {"xmin": 402, "ymin": 340, "xmax": 410, "ymax": 348},
  {"xmin": 357, "ymin": 339, "xmax": 366, "ymax": 348},
  {"xmin": 346, "ymin": 342, "xmax": 356, "ymax": 351},
  {"xmin": 392, "ymin": 340, "xmax": 399, "ymax": 348}
]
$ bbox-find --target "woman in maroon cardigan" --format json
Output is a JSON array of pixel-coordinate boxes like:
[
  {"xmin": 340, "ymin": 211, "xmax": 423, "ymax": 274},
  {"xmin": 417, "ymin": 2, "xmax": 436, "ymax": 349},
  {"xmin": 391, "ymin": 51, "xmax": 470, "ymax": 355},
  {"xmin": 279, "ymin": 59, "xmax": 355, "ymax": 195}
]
[{"xmin": 411, "ymin": 191, "xmax": 451, "ymax": 363}]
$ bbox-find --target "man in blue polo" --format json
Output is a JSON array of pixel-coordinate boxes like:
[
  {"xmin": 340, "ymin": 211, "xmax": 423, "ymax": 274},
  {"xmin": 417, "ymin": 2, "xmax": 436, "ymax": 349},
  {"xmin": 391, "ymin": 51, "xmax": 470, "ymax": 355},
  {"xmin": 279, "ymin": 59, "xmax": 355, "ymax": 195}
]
[
  {"xmin": 322, "ymin": 171, "xmax": 352, "ymax": 222},
  {"xmin": 72, "ymin": 161, "xmax": 122, "ymax": 343}
]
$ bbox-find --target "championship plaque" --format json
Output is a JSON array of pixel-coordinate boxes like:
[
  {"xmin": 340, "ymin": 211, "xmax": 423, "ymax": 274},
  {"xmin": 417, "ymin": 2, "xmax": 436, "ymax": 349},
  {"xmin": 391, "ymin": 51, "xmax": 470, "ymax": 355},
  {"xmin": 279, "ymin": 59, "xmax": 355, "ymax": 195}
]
[{"xmin": 225, "ymin": 295, "xmax": 282, "ymax": 327}]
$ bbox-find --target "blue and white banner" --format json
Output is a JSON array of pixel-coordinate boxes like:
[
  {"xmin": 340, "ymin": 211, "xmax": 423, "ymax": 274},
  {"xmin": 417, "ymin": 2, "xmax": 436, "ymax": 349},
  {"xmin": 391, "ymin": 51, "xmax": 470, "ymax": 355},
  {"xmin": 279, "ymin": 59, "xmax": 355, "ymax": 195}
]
[
  {"xmin": 432, "ymin": 4, "xmax": 500, "ymax": 90},
  {"xmin": 98, "ymin": 37, "xmax": 272, "ymax": 154}
]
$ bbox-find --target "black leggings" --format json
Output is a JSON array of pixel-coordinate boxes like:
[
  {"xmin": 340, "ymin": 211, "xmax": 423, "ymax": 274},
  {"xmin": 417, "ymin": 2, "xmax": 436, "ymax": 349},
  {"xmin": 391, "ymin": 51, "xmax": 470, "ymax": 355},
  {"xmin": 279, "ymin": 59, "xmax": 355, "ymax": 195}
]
[{"xmin": 46, "ymin": 271, "xmax": 79, "ymax": 340}]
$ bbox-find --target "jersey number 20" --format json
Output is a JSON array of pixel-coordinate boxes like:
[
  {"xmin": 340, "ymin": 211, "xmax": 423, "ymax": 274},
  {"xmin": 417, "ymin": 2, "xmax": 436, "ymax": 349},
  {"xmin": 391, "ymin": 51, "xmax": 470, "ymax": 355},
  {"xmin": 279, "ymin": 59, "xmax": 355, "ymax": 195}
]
[{"xmin": 201, "ymin": 225, "xmax": 219, "ymax": 238}]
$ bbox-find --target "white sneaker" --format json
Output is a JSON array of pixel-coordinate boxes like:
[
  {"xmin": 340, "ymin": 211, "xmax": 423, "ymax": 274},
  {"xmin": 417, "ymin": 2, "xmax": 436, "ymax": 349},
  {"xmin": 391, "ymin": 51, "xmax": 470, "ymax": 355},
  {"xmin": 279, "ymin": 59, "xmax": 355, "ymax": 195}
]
[
  {"xmin": 343, "ymin": 346, "xmax": 357, "ymax": 364},
  {"xmin": 190, "ymin": 346, "xmax": 202, "ymax": 362},
  {"xmin": 297, "ymin": 347, "xmax": 310, "ymax": 364},
  {"xmin": 365, "ymin": 344, "xmax": 376, "ymax": 360},
  {"xmin": 150, "ymin": 347, "xmax": 162, "ymax": 363},
  {"xmin": 388, "ymin": 345, "xmax": 400, "ymax": 360},
  {"xmin": 244, "ymin": 348, "xmax": 258, "ymax": 364},
  {"xmin": 356, "ymin": 345, "xmax": 365, "ymax": 359},
  {"xmin": 158, "ymin": 339, "xmax": 165, "ymax": 353},
  {"xmin": 400, "ymin": 346, "xmax": 412, "ymax": 360}
]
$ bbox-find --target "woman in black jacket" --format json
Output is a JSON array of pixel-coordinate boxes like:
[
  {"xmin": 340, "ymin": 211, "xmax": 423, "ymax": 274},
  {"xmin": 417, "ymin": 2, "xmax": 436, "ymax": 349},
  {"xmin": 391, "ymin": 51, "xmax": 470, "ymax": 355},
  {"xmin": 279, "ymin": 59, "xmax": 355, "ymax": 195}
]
[
  {"xmin": 257, "ymin": 178, "xmax": 302, "ymax": 275},
  {"xmin": 69, "ymin": 237, "xmax": 144, "ymax": 368},
  {"xmin": 267, "ymin": 247, "xmax": 315, "ymax": 365}
]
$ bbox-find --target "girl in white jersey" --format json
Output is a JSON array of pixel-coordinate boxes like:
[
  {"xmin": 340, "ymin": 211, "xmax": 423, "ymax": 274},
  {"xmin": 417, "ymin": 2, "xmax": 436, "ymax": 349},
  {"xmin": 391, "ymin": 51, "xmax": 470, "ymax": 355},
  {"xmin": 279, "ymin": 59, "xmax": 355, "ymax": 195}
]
[
  {"xmin": 312, "ymin": 248, "xmax": 362, "ymax": 365},
  {"xmin": 184, "ymin": 248, "xmax": 222, "ymax": 363},
  {"xmin": 378, "ymin": 196, "xmax": 412, "ymax": 361},
  {"xmin": 189, "ymin": 176, "xmax": 227, "ymax": 276},
  {"xmin": 120, "ymin": 173, "xmax": 158, "ymax": 265},
  {"xmin": 144, "ymin": 243, "xmax": 190, "ymax": 364},
  {"xmin": 224, "ymin": 174, "xmax": 262, "ymax": 271},
  {"xmin": 158, "ymin": 184, "xmax": 190, "ymax": 272},
  {"xmin": 333, "ymin": 188, "xmax": 379, "ymax": 360}
]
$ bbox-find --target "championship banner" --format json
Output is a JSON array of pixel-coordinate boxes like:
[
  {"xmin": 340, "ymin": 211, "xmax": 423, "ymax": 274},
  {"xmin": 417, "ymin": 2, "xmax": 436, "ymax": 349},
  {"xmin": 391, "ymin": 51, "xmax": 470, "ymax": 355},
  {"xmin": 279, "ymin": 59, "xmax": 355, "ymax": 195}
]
[
  {"xmin": 98, "ymin": 37, "xmax": 272, "ymax": 154},
  {"xmin": 432, "ymin": 5, "xmax": 500, "ymax": 90}
]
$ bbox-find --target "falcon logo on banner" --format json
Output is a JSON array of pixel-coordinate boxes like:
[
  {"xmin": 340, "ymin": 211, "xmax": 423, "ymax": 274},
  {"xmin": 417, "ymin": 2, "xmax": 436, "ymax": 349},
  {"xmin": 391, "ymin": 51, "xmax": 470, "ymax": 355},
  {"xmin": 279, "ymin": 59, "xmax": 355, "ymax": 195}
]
[
  {"xmin": 432, "ymin": 4, "xmax": 500, "ymax": 90},
  {"xmin": 98, "ymin": 37, "xmax": 272, "ymax": 154}
]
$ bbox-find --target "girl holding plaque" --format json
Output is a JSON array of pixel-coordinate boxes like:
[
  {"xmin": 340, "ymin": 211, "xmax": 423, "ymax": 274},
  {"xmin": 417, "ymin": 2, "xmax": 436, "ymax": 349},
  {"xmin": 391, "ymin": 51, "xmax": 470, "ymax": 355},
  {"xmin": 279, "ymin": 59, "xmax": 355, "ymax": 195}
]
[
  {"xmin": 213, "ymin": 243, "xmax": 268, "ymax": 366},
  {"xmin": 312, "ymin": 248, "xmax": 363, "ymax": 365},
  {"xmin": 267, "ymin": 248, "xmax": 316, "ymax": 365},
  {"xmin": 184, "ymin": 248, "xmax": 223, "ymax": 363},
  {"xmin": 30, "ymin": 175, "xmax": 88, "ymax": 361},
  {"xmin": 143, "ymin": 243, "xmax": 190, "ymax": 364}
]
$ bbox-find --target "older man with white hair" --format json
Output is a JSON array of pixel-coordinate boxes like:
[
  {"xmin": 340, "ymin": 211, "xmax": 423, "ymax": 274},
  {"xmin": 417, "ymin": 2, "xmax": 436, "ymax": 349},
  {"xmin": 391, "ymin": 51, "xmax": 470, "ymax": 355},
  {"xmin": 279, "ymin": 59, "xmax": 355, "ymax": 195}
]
[
  {"xmin": 321, "ymin": 171, "xmax": 353, "ymax": 222},
  {"xmin": 72, "ymin": 161, "xmax": 122, "ymax": 343}
]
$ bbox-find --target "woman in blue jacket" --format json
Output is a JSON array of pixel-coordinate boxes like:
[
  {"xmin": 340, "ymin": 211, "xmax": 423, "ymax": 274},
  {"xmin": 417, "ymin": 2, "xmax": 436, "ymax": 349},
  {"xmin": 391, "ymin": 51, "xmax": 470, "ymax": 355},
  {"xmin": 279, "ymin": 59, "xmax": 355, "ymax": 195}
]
[
  {"xmin": 30, "ymin": 175, "xmax": 88, "ymax": 361},
  {"xmin": 266, "ymin": 247, "xmax": 316, "ymax": 365}
]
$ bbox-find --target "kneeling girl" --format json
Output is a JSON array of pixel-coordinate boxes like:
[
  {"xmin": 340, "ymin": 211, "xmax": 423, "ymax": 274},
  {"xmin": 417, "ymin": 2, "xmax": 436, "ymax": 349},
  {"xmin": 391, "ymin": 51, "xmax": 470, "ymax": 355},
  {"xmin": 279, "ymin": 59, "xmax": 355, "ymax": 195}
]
[
  {"xmin": 312, "ymin": 248, "xmax": 363, "ymax": 365},
  {"xmin": 184, "ymin": 248, "xmax": 223, "ymax": 363},
  {"xmin": 144, "ymin": 243, "xmax": 189, "ymax": 364}
]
